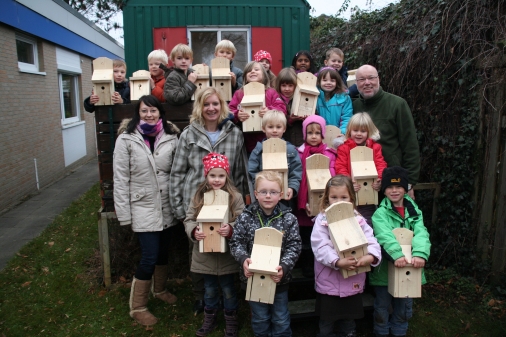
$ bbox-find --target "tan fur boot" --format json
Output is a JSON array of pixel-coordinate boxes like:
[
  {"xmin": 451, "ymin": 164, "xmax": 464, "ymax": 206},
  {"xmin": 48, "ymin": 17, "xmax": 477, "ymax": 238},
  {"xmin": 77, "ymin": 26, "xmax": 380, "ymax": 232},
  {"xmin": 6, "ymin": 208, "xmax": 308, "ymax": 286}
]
[
  {"xmin": 152, "ymin": 265, "xmax": 177, "ymax": 304},
  {"xmin": 129, "ymin": 277, "xmax": 158, "ymax": 326}
]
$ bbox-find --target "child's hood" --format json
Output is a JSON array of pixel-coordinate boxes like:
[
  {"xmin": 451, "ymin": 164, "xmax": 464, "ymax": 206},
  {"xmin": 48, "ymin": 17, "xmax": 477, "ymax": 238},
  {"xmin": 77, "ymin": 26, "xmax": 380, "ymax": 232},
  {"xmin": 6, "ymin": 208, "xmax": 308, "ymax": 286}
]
[{"xmin": 333, "ymin": 135, "xmax": 380, "ymax": 149}]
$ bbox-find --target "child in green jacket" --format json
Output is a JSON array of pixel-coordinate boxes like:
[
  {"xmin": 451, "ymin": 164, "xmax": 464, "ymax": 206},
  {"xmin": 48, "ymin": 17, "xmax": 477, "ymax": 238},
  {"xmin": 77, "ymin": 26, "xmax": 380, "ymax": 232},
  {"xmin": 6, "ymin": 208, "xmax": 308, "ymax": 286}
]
[{"xmin": 370, "ymin": 166, "xmax": 431, "ymax": 337}]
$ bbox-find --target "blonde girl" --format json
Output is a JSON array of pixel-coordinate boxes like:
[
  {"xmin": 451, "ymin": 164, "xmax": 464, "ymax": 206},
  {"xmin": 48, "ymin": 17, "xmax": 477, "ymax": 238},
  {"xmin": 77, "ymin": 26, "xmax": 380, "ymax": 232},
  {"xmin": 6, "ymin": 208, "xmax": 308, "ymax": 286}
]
[
  {"xmin": 334, "ymin": 112, "xmax": 387, "ymax": 224},
  {"xmin": 311, "ymin": 175, "xmax": 381, "ymax": 337},
  {"xmin": 184, "ymin": 153, "xmax": 245, "ymax": 337}
]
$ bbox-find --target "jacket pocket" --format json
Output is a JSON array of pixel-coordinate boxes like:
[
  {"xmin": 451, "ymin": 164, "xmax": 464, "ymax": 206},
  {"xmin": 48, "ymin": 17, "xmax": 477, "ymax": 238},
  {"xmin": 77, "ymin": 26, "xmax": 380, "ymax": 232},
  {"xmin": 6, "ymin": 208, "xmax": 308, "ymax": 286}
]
[{"xmin": 130, "ymin": 188, "xmax": 146, "ymax": 202}]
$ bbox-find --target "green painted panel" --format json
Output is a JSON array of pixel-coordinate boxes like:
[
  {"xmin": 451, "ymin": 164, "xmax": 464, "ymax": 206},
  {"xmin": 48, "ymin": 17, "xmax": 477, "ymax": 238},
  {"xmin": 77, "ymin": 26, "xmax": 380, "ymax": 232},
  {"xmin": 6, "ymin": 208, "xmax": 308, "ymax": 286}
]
[{"xmin": 124, "ymin": 1, "xmax": 310, "ymax": 77}]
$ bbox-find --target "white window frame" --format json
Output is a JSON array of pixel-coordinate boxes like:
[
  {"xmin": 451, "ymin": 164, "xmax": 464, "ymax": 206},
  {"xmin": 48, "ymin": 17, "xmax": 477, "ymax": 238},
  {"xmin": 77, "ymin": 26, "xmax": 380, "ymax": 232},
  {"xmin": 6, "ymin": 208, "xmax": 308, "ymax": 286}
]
[
  {"xmin": 16, "ymin": 33, "xmax": 45, "ymax": 75},
  {"xmin": 187, "ymin": 26, "xmax": 251, "ymax": 64},
  {"xmin": 58, "ymin": 73, "xmax": 81, "ymax": 125}
]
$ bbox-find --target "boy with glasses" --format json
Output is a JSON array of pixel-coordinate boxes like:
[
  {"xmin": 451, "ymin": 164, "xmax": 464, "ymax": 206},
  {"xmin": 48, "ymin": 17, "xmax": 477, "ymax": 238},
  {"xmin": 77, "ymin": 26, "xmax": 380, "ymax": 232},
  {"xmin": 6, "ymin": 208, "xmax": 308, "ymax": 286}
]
[{"xmin": 230, "ymin": 170, "xmax": 302, "ymax": 337}]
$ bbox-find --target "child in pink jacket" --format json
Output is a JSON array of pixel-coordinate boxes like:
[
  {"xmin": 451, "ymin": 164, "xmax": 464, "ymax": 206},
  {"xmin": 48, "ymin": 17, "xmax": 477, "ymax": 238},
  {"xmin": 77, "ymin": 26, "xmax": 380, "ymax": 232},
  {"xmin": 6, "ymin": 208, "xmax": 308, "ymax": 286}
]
[
  {"xmin": 229, "ymin": 61, "xmax": 286, "ymax": 152},
  {"xmin": 311, "ymin": 175, "xmax": 381, "ymax": 337},
  {"xmin": 295, "ymin": 115, "xmax": 337, "ymax": 278}
]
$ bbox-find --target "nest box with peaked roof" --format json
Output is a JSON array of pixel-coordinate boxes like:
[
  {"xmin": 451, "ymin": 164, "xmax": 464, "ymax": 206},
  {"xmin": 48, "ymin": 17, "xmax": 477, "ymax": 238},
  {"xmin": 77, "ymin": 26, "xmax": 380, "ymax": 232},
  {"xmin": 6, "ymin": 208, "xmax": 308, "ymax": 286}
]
[
  {"xmin": 350, "ymin": 146, "xmax": 378, "ymax": 206},
  {"xmin": 323, "ymin": 125, "xmax": 342, "ymax": 149},
  {"xmin": 388, "ymin": 228, "xmax": 422, "ymax": 298},
  {"xmin": 245, "ymin": 227, "xmax": 283, "ymax": 304},
  {"xmin": 241, "ymin": 82, "xmax": 265, "ymax": 132},
  {"xmin": 291, "ymin": 72, "xmax": 319, "ymax": 117},
  {"xmin": 211, "ymin": 57, "xmax": 232, "ymax": 101},
  {"xmin": 347, "ymin": 69, "xmax": 357, "ymax": 87},
  {"xmin": 306, "ymin": 154, "xmax": 331, "ymax": 216},
  {"xmin": 262, "ymin": 138, "xmax": 289, "ymax": 200},
  {"xmin": 92, "ymin": 57, "xmax": 115, "ymax": 106},
  {"xmin": 196, "ymin": 189, "xmax": 229, "ymax": 253},
  {"xmin": 192, "ymin": 64, "xmax": 210, "ymax": 100},
  {"xmin": 129, "ymin": 70, "xmax": 151, "ymax": 101},
  {"xmin": 326, "ymin": 201, "xmax": 370, "ymax": 278}
]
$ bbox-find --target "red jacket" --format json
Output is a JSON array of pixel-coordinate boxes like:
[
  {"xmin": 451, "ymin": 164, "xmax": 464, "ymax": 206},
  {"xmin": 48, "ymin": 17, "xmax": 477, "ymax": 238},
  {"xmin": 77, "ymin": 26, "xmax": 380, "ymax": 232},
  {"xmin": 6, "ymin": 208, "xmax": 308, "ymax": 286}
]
[
  {"xmin": 335, "ymin": 138, "xmax": 387, "ymax": 180},
  {"xmin": 151, "ymin": 76, "xmax": 166, "ymax": 103}
]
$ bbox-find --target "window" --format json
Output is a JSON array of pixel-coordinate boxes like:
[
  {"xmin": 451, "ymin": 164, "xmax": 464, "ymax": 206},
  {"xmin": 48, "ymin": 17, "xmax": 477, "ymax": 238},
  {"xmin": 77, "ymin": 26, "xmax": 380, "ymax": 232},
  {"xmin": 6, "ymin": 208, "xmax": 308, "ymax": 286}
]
[
  {"xmin": 59, "ymin": 73, "xmax": 81, "ymax": 124},
  {"xmin": 16, "ymin": 34, "xmax": 42, "ymax": 74},
  {"xmin": 188, "ymin": 27, "xmax": 250, "ymax": 70}
]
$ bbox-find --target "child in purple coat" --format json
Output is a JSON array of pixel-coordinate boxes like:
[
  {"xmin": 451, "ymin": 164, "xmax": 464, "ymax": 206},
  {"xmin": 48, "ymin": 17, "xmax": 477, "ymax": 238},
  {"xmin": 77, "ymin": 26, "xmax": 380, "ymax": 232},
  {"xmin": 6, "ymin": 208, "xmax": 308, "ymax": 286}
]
[{"xmin": 311, "ymin": 175, "xmax": 381, "ymax": 337}]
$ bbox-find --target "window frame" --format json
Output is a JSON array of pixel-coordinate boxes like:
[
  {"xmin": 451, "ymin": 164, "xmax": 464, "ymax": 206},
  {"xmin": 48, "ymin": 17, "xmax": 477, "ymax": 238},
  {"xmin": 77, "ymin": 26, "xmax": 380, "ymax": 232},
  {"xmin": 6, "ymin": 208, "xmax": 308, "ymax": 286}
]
[
  {"xmin": 58, "ymin": 72, "xmax": 81, "ymax": 126},
  {"xmin": 187, "ymin": 26, "xmax": 251, "ymax": 68},
  {"xmin": 16, "ymin": 33, "xmax": 44, "ymax": 74}
]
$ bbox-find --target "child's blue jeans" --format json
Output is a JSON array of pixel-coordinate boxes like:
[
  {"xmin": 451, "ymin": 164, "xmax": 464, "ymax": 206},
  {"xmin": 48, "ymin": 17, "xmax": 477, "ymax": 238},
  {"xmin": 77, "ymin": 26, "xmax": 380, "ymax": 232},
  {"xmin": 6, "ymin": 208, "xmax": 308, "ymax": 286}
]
[
  {"xmin": 373, "ymin": 286, "xmax": 413, "ymax": 336},
  {"xmin": 203, "ymin": 273, "xmax": 238, "ymax": 311},
  {"xmin": 248, "ymin": 290, "xmax": 291, "ymax": 337}
]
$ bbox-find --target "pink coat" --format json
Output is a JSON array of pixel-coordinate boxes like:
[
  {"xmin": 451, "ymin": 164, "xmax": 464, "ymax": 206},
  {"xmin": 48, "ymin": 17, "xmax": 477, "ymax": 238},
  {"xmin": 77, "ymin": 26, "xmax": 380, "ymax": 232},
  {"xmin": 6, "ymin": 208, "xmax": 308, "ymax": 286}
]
[
  {"xmin": 311, "ymin": 211, "xmax": 381, "ymax": 297},
  {"xmin": 297, "ymin": 144, "xmax": 337, "ymax": 176},
  {"xmin": 229, "ymin": 88, "xmax": 287, "ymax": 152}
]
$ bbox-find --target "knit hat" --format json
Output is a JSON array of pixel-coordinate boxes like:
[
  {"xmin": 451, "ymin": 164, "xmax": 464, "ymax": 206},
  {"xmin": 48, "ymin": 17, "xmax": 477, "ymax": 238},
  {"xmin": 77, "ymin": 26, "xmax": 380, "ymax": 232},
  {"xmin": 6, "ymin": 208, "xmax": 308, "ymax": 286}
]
[
  {"xmin": 253, "ymin": 50, "xmax": 272, "ymax": 64},
  {"xmin": 381, "ymin": 166, "xmax": 409, "ymax": 193},
  {"xmin": 202, "ymin": 152, "xmax": 230, "ymax": 177},
  {"xmin": 302, "ymin": 115, "xmax": 326, "ymax": 140}
]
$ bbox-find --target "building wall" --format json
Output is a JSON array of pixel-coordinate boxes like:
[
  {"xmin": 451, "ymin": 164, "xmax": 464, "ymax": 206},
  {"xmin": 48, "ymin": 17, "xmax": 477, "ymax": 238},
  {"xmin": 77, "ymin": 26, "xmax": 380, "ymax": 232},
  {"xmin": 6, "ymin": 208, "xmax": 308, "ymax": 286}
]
[
  {"xmin": 123, "ymin": 0, "xmax": 311, "ymax": 76},
  {"xmin": 0, "ymin": 23, "xmax": 96, "ymax": 212}
]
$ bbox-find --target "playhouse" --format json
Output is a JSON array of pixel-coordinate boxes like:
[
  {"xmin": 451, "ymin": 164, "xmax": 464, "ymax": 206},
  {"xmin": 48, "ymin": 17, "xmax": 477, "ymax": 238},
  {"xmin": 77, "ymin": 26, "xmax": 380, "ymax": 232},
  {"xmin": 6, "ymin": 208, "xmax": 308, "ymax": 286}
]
[{"xmin": 122, "ymin": 0, "xmax": 311, "ymax": 76}]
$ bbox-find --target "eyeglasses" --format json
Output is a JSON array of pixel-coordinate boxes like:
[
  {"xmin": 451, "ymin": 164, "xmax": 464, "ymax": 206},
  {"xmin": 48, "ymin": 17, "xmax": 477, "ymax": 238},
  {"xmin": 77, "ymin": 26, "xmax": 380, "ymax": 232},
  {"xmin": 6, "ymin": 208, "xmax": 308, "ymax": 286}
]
[
  {"xmin": 356, "ymin": 76, "xmax": 378, "ymax": 83},
  {"xmin": 256, "ymin": 190, "xmax": 281, "ymax": 197}
]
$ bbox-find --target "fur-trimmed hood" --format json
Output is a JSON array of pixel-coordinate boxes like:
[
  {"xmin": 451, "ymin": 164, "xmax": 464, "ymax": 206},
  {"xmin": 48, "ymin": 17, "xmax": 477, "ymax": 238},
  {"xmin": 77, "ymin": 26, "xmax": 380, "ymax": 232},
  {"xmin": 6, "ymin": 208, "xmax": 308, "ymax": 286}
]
[
  {"xmin": 332, "ymin": 133, "xmax": 380, "ymax": 149},
  {"xmin": 117, "ymin": 118, "xmax": 180, "ymax": 135}
]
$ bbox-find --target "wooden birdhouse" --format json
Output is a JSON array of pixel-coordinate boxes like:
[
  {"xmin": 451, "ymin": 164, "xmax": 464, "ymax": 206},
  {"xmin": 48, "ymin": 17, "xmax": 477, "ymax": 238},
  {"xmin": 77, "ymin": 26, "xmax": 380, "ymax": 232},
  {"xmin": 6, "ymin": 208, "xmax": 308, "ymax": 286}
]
[
  {"xmin": 241, "ymin": 82, "xmax": 265, "ymax": 132},
  {"xmin": 91, "ymin": 57, "xmax": 114, "ymax": 106},
  {"xmin": 291, "ymin": 72, "xmax": 319, "ymax": 117},
  {"xmin": 211, "ymin": 57, "xmax": 232, "ymax": 101},
  {"xmin": 262, "ymin": 138, "xmax": 289, "ymax": 200},
  {"xmin": 196, "ymin": 189, "xmax": 229, "ymax": 253},
  {"xmin": 350, "ymin": 146, "xmax": 378, "ymax": 206},
  {"xmin": 245, "ymin": 227, "xmax": 283, "ymax": 304},
  {"xmin": 323, "ymin": 125, "xmax": 342, "ymax": 149},
  {"xmin": 192, "ymin": 64, "xmax": 210, "ymax": 100},
  {"xmin": 388, "ymin": 228, "xmax": 422, "ymax": 298},
  {"xmin": 306, "ymin": 154, "xmax": 332, "ymax": 216},
  {"xmin": 326, "ymin": 201, "xmax": 370, "ymax": 278},
  {"xmin": 347, "ymin": 69, "xmax": 357, "ymax": 87},
  {"xmin": 129, "ymin": 70, "xmax": 151, "ymax": 101}
]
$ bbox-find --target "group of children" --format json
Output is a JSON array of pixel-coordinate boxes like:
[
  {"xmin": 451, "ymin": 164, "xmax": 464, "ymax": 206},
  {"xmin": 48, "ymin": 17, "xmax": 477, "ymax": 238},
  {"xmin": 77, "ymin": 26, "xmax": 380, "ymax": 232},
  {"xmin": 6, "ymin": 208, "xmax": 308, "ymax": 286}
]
[
  {"xmin": 183, "ymin": 108, "xmax": 429, "ymax": 337},
  {"xmin": 96, "ymin": 40, "xmax": 430, "ymax": 337}
]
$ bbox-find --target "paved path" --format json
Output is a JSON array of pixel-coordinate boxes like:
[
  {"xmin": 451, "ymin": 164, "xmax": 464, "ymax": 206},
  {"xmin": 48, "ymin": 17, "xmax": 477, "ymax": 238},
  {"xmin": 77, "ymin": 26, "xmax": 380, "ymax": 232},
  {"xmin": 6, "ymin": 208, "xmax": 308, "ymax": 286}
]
[{"xmin": 0, "ymin": 158, "xmax": 99, "ymax": 270}]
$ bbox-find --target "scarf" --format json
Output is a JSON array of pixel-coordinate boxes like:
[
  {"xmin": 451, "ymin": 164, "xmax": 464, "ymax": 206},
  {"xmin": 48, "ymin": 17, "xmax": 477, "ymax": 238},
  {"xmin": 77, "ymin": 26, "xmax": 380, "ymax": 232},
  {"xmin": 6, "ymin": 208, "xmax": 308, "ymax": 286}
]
[
  {"xmin": 298, "ymin": 143, "xmax": 328, "ymax": 211},
  {"xmin": 136, "ymin": 119, "xmax": 163, "ymax": 151}
]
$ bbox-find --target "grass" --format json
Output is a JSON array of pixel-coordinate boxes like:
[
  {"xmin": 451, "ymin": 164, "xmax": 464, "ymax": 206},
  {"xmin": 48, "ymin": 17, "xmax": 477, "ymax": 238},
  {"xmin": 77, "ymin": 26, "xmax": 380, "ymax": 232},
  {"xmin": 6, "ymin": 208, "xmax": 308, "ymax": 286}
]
[{"xmin": 0, "ymin": 183, "xmax": 505, "ymax": 336}]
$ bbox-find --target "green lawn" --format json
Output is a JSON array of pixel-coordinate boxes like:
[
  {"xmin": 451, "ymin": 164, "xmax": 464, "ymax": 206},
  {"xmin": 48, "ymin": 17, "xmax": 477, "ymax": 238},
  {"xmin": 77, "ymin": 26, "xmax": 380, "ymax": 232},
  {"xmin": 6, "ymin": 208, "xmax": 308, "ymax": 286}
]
[{"xmin": 0, "ymin": 183, "xmax": 504, "ymax": 336}]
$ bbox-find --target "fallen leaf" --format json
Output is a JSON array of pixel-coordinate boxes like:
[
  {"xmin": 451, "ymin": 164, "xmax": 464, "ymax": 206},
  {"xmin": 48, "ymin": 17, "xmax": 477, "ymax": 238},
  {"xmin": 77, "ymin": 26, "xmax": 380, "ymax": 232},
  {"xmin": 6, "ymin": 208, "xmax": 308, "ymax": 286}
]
[
  {"xmin": 42, "ymin": 267, "xmax": 49, "ymax": 274},
  {"xmin": 489, "ymin": 299, "xmax": 496, "ymax": 306},
  {"xmin": 21, "ymin": 281, "xmax": 32, "ymax": 287},
  {"xmin": 98, "ymin": 290, "xmax": 107, "ymax": 297},
  {"xmin": 48, "ymin": 242, "xmax": 54, "ymax": 247},
  {"xmin": 65, "ymin": 248, "xmax": 71, "ymax": 252},
  {"xmin": 119, "ymin": 276, "xmax": 127, "ymax": 283},
  {"xmin": 465, "ymin": 322, "xmax": 470, "ymax": 330},
  {"xmin": 16, "ymin": 253, "xmax": 28, "ymax": 258}
]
